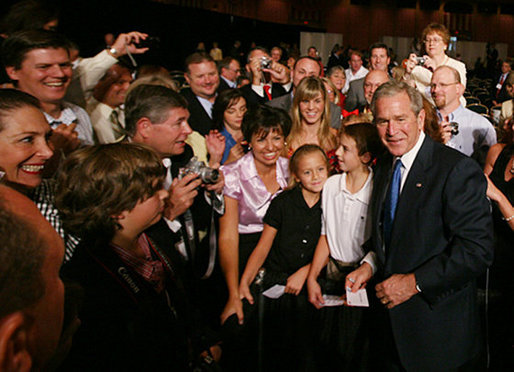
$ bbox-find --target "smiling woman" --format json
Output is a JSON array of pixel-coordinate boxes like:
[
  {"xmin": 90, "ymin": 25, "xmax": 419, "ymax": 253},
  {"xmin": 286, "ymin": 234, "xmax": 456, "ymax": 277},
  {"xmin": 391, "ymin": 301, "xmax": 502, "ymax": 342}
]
[
  {"xmin": 0, "ymin": 89, "xmax": 82, "ymax": 262},
  {"xmin": 218, "ymin": 105, "xmax": 291, "ymax": 324},
  {"xmin": 0, "ymin": 89, "xmax": 53, "ymax": 188},
  {"xmin": 287, "ymin": 76, "xmax": 338, "ymax": 172},
  {"xmin": 405, "ymin": 23, "xmax": 467, "ymax": 104}
]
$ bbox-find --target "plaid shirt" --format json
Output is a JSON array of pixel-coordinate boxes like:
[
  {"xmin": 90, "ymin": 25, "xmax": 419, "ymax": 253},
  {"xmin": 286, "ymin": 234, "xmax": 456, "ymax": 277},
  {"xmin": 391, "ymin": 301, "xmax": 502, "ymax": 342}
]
[
  {"xmin": 43, "ymin": 101, "xmax": 95, "ymax": 145},
  {"xmin": 110, "ymin": 233, "xmax": 166, "ymax": 293},
  {"xmin": 31, "ymin": 179, "xmax": 80, "ymax": 263}
]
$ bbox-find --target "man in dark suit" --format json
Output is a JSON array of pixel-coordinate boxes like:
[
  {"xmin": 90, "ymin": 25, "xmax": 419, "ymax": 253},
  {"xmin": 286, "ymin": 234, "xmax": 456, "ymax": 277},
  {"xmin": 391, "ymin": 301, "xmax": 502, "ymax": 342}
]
[
  {"xmin": 267, "ymin": 56, "xmax": 342, "ymax": 129},
  {"xmin": 181, "ymin": 53, "xmax": 220, "ymax": 135},
  {"xmin": 240, "ymin": 47, "xmax": 290, "ymax": 107},
  {"xmin": 125, "ymin": 85, "xmax": 225, "ymax": 319},
  {"xmin": 345, "ymin": 42, "xmax": 391, "ymax": 111},
  {"xmin": 492, "ymin": 60, "xmax": 512, "ymax": 105},
  {"xmin": 346, "ymin": 81, "xmax": 493, "ymax": 371},
  {"xmin": 326, "ymin": 44, "xmax": 344, "ymax": 70},
  {"xmin": 218, "ymin": 56, "xmax": 241, "ymax": 91}
]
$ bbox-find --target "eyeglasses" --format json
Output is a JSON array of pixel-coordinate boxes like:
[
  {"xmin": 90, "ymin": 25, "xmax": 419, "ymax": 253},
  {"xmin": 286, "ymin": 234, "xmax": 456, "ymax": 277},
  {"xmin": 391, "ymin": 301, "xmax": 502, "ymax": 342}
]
[
  {"xmin": 430, "ymin": 82, "xmax": 459, "ymax": 90},
  {"xmin": 424, "ymin": 38, "xmax": 444, "ymax": 45}
]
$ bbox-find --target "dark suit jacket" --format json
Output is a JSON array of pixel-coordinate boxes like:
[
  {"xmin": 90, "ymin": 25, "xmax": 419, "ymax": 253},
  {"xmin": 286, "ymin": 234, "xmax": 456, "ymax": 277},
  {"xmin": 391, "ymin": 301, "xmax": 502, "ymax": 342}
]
[
  {"xmin": 344, "ymin": 77, "xmax": 366, "ymax": 111},
  {"xmin": 493, "ymin": 72, "xmax": 511, "ymax": 103},
  {"xmin": 165, "ymin": 145, "xmax": 220, "ymax": 278},
  {"xmin": 218, "ymin": 77, "xmax": 233, "ymax": 92},
  {"xmin": 267, "ymin": 93, "xmax": 342, "ymax": 130},
  {"xmin": 180, "ymin": 87, "xmax": 213, "ymax": 136},
  {"xmin": 370, "ymin": 135, "xmax": 493, "ymax": 371},
  {"xmin": 327, "ymin": 53, "xmax": 343, "ymax": 70},
  {"xmin": 60, "ymin": 235, "xmax": 197, "ymax": 371},
  {"xmin": 240, "ymin": 82, "xmax": 288, "ymax": 108}
]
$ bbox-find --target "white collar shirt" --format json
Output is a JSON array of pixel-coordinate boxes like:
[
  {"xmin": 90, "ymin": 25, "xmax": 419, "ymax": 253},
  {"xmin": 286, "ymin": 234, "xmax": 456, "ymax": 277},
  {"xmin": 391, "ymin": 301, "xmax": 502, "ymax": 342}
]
[
  {"xmin": 343, "ymin": 66, "xmax": 369, "ymax": 93},
  {"xmin": 221, "ymin": 75, "xmax": 237, "ymax": 88},
  {"xmin": 196, "ymin": 95, "xmax": 214, "ymax": 119},
  {"xmin": 321, "ymin": 169, "xmax": 377, "ymax": 273},
  {"xmin": 396, "ymin": 131, "xmax": 425, "ymax": 193}
]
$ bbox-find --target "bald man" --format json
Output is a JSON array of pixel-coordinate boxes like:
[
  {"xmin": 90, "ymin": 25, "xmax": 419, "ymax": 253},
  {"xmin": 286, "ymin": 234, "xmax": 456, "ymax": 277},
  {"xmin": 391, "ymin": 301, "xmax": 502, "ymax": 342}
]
[
  {"xmin": 431, "ymin": 65, "xmax": 496, "ymax": 157},
  {"xmin": 0, "ymin": 185, "xmax": 65, "ymax": 371},
  {"xmin": 345, "ymin": 43, "xmax": 391, "ymax": 111},
  {"xmin": 357, "ymin": 69, "xmax": 390, "ymax": 119}
]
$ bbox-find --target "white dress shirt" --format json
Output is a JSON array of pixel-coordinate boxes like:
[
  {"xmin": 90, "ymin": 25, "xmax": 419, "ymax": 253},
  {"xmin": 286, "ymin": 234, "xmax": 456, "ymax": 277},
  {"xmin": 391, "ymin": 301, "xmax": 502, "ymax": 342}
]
[
  {"xmin": 437, "ymin": 106, "xmax": 497, "ymax": 157},
  {"xmin": 397, "ymin": 131, "xmax": 425, "ymax": 193},
  {"xmin": 321, "ymin": 169, "xmax": 377, "ymax": 273},
  {"xmin": 221, "ymin": 75, "xmax": 237, "ymax": 88},
  {"xmin": 87, "ymin": 99, "xmax": 125, "ymax": 144},
  {"xmin": 43, "ymin": 102, "xmax": 95, "ymax": 145},
  {"xmin": 343, "ymin": 66, "xmax": 369, "ymax": 94}
]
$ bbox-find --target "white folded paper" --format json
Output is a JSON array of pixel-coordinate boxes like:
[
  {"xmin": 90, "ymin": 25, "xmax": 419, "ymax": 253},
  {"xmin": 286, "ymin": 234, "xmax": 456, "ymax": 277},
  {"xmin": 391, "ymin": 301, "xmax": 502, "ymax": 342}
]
[
  {"xmin": 262, "ymin": 284, "xmax": 285, "ymax": 299},
  {"xmin": 345, "ymin": 288, "xmax": 369, "ymax": 307},
  {"xmin": 321, "ymin": 294, "xmax": 345, "ymax": 307}
]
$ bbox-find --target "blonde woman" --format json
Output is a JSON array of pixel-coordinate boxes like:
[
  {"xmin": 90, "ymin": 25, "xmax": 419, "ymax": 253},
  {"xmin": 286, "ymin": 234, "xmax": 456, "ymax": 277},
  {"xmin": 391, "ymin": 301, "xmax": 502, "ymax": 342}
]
[
  {"xmin": 327, "ymin": 65, "xmax": 346, "ymax": 109},
  {"xmin": 286, "ymin": 76, "xmax": 339, "ymax": 172},
  {"xmin": 322, "ymin": 77, "xmax": 340, "ymax": 106}
]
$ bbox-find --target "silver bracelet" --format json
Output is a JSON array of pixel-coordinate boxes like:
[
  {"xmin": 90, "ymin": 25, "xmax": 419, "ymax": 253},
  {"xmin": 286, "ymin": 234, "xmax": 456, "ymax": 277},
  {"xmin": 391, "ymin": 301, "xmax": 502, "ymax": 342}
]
[{"xmin": 502, "ymin": 214, "xmax": 514, "ymax": 222}]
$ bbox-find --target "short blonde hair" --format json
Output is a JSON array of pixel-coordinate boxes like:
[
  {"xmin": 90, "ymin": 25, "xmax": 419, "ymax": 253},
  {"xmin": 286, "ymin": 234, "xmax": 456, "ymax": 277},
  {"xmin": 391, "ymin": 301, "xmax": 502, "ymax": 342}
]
[
  {"xmin": 321, "ymin": 77, "xmax": 339, "ymax": 105},
  {"xmin": 422, "ymin": 23, "xmax": 450, "ymax": 47}
]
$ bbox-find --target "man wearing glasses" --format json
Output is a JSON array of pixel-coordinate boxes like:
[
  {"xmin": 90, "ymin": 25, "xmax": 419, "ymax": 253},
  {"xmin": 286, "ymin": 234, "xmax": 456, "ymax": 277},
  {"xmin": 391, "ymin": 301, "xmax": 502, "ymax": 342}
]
[
  {"xmin": 219, "ymin": 57, "xmax": 241, "ymax": 91},
  {"xmin": 431, "ymin": 65, "xmax": 496, "ymax": 157}
]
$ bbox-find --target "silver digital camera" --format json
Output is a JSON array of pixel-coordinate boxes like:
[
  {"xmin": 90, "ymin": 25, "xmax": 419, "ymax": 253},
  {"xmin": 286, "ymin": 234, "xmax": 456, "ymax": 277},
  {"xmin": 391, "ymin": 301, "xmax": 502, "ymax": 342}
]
[
  {"xmin": 179, "ymin": 157, "xmax": 219, "ymax": 184},
  {"xmin": 260, "ymin": 56, "xmax": 272, "ymax": 69}
]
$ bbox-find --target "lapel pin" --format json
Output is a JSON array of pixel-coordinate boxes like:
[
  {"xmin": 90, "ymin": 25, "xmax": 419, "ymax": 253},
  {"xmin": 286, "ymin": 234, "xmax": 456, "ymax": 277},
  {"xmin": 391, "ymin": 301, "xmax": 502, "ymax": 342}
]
[{"xmin": 416, "ymin": 183, "xmax": 422, "ymax": 188}]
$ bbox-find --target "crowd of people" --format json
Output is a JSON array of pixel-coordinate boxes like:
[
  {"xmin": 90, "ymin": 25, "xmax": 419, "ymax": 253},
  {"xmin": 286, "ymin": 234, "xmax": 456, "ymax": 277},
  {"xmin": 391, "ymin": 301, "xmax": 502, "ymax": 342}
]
[{"xmin": 0, "ymin": 1, "xmax": 513, "ymax": 371}]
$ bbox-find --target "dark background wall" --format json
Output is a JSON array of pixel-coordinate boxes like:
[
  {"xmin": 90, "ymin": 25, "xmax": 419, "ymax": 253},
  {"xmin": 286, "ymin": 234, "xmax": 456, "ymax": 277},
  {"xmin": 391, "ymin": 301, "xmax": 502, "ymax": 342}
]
[
  {"xmin": 1, "ymin": 0, "xmax": 320, "ymax": 70},
  {"xmin": 1, "ymin": 0, "xmax": 512, "ymax": 70}
]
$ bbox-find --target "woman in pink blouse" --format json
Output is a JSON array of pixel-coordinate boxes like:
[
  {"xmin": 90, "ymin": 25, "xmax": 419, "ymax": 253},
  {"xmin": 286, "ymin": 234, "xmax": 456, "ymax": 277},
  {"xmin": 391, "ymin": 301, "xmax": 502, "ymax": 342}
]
[{"xmin": 219, "ymin": 105, "xmax": 291, "ymax": 327}]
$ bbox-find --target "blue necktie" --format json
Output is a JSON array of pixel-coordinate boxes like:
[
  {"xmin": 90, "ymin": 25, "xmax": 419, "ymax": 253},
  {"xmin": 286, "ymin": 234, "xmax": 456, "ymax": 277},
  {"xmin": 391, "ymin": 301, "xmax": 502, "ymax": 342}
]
[{"xmin": 384, "ymin": 159, "xmax": 402, "ymax": 250}]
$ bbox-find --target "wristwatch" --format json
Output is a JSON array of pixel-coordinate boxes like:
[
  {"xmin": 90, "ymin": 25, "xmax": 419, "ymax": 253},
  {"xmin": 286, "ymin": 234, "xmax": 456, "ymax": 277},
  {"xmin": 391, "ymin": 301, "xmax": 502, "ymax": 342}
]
[{"xmin": 108, "ymin": 47, "xmax": 118, "ymax": 58}]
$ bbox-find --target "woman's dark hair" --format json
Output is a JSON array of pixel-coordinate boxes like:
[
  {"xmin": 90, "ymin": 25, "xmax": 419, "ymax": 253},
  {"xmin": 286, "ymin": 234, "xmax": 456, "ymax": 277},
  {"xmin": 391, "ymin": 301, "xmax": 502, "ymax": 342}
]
[
  {"xmin": 212, "ymin": 89, "xmax": 246, "ymax": 131},
  {"xmin": 500, "ymin": 116, "xmax": 514, "ymax": 146},
  {"xmin": 422, "ymin": 96, "xmax": 443, "ymax": 143},
  {"xmin": 340, "ymin": 123, "xmax": 384, "ymax": 165},
  {"xmin": 0, "ymin": 1, "xmax": 59, "ymax": 36},
  {"xmin": 0, "ymin": 89, "xmax": 40, "ymax": 132},
  {"xmin": 242, "ymin": 105, "xmax": 291, "ymax": 142}
]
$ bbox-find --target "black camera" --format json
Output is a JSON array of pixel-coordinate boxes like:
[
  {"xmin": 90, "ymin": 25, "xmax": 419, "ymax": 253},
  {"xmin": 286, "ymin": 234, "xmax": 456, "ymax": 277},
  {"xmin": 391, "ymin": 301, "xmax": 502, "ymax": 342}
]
[
  {"xmin": 449, "ymin": 122, "xmax": 459, "ymax": 136},
  {"xmin": 134, "ymin": 36, "xmax": 160, "ymax": 49},
  {"xmin": 179, "ymin": 157, "xmax": 219, "ymax": 184}
]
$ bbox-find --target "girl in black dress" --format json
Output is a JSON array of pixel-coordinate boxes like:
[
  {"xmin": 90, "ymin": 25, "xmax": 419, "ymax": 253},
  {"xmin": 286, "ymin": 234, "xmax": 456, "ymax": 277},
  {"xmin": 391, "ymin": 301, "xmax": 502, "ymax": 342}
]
[{"xmin": 239, "ymin": 145, "xmax": 329, "ymax": 371}]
